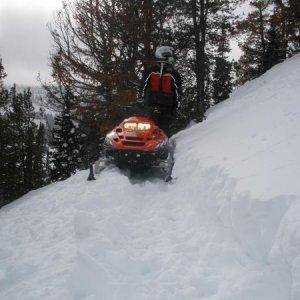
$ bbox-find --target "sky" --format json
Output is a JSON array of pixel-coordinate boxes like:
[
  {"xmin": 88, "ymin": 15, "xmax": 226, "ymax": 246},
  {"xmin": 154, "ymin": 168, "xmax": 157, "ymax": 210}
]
[
  {"xmin": 0, "ymin": 0, "xmax": 243, "ymax": 87},
  {"xmin": 0, "ymin": 0, "xmax": 62, "ymax": 86}
]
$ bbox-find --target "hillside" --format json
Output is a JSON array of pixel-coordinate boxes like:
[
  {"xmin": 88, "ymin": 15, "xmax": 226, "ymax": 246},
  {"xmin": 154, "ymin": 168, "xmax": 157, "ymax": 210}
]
[{"xmin": 1, "ymin": 55, "xmax": 300, "ymax": 300}]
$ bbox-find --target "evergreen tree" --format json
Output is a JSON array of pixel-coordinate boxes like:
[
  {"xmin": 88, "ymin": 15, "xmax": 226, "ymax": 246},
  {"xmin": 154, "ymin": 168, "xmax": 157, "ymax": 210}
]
[
  {"xmin": 8, "ymin": 87, "xmax": 37, "ymax": 195},
  {"xmin": 165, "ymin": 0, "xmax": 235, "ymax": 121},
  {"xmin": 0, "ymin": 59, "xmax": 49, "ymax": 207},
  {"xmin": 50, "ymin": 89, "xmax": 80, "ymax": 181},
  {"xmin": 0, "ymin": 58, "xmax": 8, "ymax": 107},
  {"xmin": 211, "ymin": 20, "xmax": 233, "ymax": 104},
  {"xmin": 236, "ymin": 0, "xmax": 299, "ymax": 84},
  {"xmin": 236, "ymin": 0, "xmax": 271, "ymax": 84},
  {"xmin": 0, "ymin": 60, "xmax": 8, "ymax": 206},
  {"xmin": 23, "ymin": 125, "xmax": 35, "ymax": 192},
  {"xmin": 0, "ymin": 85, "xmax": 38, "ymax": 203},
  {"xmin": 264, "ymin": 20, "xmax": 285, "ymax": 70},
  {"xmin": 212, "ymin": 58, "xmax": 233, "ymax": 104},
  {"xmin": 32, "ymin": 123, "xmax": 47, "ymax": 189},
  {"xmin": 0, "ymin": 58, "xmax": 6, "ymax": 88},
  {"xmin": 271, "ymin": 0, "xmax": 300, "ymax": 54}
]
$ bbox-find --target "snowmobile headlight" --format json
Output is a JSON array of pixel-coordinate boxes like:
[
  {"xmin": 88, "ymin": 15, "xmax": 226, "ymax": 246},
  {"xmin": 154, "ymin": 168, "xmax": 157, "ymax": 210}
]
[
  {"xmin": 137, "ymin": 123, "xmax": 151, "ymax": 131},
  {"xmin": 124, "ymin": 122, "xmax": 137, "ymax": 130},
  {"xmin": 106, "ymin": 131, "xmax": 116, "ymax": 139},
  {"xmin": 124, "ymin": 122, "xmax": 151, "ymax": 131}
]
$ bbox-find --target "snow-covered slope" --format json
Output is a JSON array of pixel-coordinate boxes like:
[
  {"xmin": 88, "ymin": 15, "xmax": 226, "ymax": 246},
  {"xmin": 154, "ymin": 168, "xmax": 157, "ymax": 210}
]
[{"xmin": 1, "ymin": 55, "xmax": 300, "ymax": 300}]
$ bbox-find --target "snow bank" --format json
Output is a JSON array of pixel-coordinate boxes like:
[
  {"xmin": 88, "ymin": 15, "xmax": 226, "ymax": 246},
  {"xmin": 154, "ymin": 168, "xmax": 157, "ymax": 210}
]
[{"xmin": 1, "ymin": 55, "xmax": 300, "ymax": 299}]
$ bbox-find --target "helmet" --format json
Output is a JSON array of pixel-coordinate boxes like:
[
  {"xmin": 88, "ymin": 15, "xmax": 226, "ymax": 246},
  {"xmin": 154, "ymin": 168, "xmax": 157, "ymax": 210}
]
[{"xmin": 155, "ymin": 46, "xmax": 174, "ymax": 63}]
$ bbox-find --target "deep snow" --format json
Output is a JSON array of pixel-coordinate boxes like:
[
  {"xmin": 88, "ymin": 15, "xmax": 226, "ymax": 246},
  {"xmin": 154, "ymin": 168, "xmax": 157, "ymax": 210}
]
[{"xmin": 1, "ymin": 55, "xmax": 300, "ymax": 300}]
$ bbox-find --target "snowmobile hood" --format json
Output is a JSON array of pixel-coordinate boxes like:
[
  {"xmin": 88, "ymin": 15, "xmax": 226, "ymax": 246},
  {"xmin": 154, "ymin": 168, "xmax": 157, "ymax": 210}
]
[{"xmin": 105, "ymin": 115, "xmax": 167, "ymax": 152}]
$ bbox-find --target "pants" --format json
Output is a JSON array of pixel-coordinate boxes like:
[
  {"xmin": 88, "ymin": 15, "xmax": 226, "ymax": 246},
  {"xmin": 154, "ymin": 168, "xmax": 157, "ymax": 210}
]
[{"xmin": 147, "ymin": 107, "xmax": 174, "ymax": 137}]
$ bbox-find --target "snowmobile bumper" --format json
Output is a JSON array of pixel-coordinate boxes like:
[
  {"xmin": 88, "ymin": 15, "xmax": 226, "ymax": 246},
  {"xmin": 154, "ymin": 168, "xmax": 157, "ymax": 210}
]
[
  {"xmin": 105, "ymin": 148, "xmax": 166, "ymax": 170},
  {"xmin": 94, "ymin": 138, "xmax": 175, "ymax": 182}
]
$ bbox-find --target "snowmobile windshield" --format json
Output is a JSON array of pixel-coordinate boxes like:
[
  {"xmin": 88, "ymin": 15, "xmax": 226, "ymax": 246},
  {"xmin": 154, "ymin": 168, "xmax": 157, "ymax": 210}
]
[{"xmin": 124, "ymin": 122, "xmax": 151, "ymax": 131}]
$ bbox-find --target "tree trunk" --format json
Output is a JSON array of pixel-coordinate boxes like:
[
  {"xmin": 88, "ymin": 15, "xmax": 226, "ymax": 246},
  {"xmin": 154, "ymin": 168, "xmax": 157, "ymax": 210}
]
[
  {"xmin": 192, "ymin": 0, "xmax": 205, "ymax": 121},
  {"xmin": 143, "ymin": 0, "xmax": 154, "ymax": 63},
  {"xmin": 258, "ymin": 4, "xmax": 267, "ymax": 72}
]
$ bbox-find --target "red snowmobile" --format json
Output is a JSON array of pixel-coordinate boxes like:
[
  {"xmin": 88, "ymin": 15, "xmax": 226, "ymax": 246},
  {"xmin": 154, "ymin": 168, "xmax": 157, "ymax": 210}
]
[{"xmin": 92, "ymin": 115, "xmax": 175, "ymax": 182}]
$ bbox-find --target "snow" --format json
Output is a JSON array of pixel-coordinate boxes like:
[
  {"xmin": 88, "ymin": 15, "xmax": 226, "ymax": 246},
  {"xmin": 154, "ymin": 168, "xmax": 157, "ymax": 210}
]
[{"xmin": 1, "ymin": 54, "xmax": 300, "ymax": 299}]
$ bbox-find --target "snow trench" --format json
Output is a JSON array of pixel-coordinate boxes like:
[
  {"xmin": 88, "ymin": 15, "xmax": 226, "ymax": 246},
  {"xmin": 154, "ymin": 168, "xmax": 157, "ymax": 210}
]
[
  {"xmin": 67, "ymin": 167, "xmax": 298, "ymax": 300},
  {"xmin": 1, "ymin": 54, "xmax": 300, "ymax": 299}
]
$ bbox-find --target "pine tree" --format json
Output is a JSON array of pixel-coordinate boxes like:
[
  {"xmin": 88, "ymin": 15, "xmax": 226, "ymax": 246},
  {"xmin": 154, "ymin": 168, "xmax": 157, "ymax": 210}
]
[
  {"xmin": 211, "ymin": 20, "xmax": 233, "ymax": 104},
  {"xmin": 236, "ymin": 0, "xmax": 299, "ymax": 84},
  {"xmin": 0, "ymin": 86, "xmax": 38, "ymax": 202},
  {"xmin": 50, "ymin": 89, "xmax": 80, "ymax": 181},
  {"xmin": 32, "ymin": 123, "xmax": 47, "ymax": 189},
  {"xmin": 236, "ymin": 0, "xmax": 271, "ymax": 84},
  {"xmin": 0, "ymin": 59, "xmax": 8, "ymax": 206},
  {"xmin": 212, "ymin": 58, "xmax": 233, "ymax": 104},
  {"xmin": 0, "ymin": 58, "xmax": 6, "ymax": 87},
  {"xmin": 0, "ymin": 59, "xmax": 48, "ymax": 207},
  {"xmin": 264, "ymin": 20, "xmax": 285, "ymax": 70},
  {"xmin": 10, "ymin": 87, "xmax": 37, "ymax": 194},
  {"xmin": 24, "ymin": 125, "xmax": 35, "ymax": 192},
  {"xmin": 163, "ymin": 0, "xmax": 235, "ymax": 121},
  {"xmin": 0, "ymin": 58, "xmax": 8, "ymax": 108},
  {"xmin": 271, "ymin": 0, "xmax": 300, "ymax": 54}
]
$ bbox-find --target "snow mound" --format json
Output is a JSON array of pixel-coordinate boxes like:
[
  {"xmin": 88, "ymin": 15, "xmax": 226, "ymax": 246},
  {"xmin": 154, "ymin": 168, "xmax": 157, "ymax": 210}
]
[{"xmin": 1, "ymin": 55, "xmax": 300, "ymax": 299}]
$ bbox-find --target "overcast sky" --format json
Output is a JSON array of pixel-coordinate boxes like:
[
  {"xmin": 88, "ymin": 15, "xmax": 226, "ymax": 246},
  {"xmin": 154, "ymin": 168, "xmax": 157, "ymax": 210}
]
[
  {"xmin": 0, "ymin": 0, "xmax": 62, "ymax": 86},
  {"xmin": 0, "ymin": 0, "xmax": 243, "ymax": 87}
]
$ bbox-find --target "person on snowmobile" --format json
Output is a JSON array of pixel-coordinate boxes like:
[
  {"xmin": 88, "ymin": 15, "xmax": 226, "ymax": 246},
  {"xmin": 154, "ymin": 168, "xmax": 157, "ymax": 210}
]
[{"xmin": 137, "ymin": 46, "xmax": 182, "ymax": 136}]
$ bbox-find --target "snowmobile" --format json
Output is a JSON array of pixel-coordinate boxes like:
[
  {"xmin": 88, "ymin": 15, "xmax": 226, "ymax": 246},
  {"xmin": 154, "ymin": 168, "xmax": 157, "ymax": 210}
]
[{"xmin": 89, "ymin": 115, "xmax": 175, "ymax": 182}]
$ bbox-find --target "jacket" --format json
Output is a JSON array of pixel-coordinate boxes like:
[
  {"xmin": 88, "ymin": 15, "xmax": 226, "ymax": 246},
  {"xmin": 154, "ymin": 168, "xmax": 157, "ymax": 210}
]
[{"xmin": 138, "ymin": 64, "xmax": 183, "ymax": 110}]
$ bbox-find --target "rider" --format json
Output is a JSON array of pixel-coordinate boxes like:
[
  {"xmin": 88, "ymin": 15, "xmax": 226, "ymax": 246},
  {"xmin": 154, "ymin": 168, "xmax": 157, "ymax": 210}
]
[{"xmin": 138, "ymin": 46, "xmax": 182, "ymax": 136}]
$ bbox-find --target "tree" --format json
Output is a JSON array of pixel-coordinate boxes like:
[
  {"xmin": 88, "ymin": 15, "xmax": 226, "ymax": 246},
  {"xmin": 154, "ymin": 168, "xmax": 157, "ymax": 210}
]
[
  {"xmin": 211, "ymin": 19, "xmax": 233, "ymax": 104},
  {"xmin": 264, "ymin": 19, "xmax": 285, "ymax": 70},
  {"xmin": 0, "ymin": 58, "xmax": 6, "ymax": 86},
  {"xmin": 236, "ymin": 0, "xmax": 271, "ymax": 84},
  {"xmin": 0, "ymin": 85, "xmax": 42, "ymax": 205},
  {"xmin": 272, "ymin": 0, "xmax": 300, "ymax": 54},
  {"xmin": 50, "ymin": 88, "xmax": 80, "ymax": 181},
  {"xmin": 236, "ymin": 0, "xmax": 300, "ymax": 84},
  {"xmin": 0, "ymin": 59, "xmax": 49, "ymax": 207},
  {"xmin": 0, "ymin": 58, "xmax": 8, "ymax": 107},
  {"xmin": 166, "ymin": 0, "xmax": 235, "ymax": 120},
  {"xmin": 47, "ymin": 0, "xmax": 201, "ymax": 135},
  {"xmin": 32, "ymin": 124, "xmax": 47, "ymax": 189},
  {"xmin": 0, "ymin": 60, "xmax": 9, "ymax": 206},
  {"xmin": 47, "ymin": 0, "xmax": 236, "ymax": 132}
]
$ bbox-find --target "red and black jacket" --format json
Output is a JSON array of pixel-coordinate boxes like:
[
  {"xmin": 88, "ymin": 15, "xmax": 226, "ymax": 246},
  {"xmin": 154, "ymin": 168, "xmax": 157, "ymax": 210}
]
[{"xmin": 139, "ymin": 64, "xmax": 182, "ymax": 110}]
